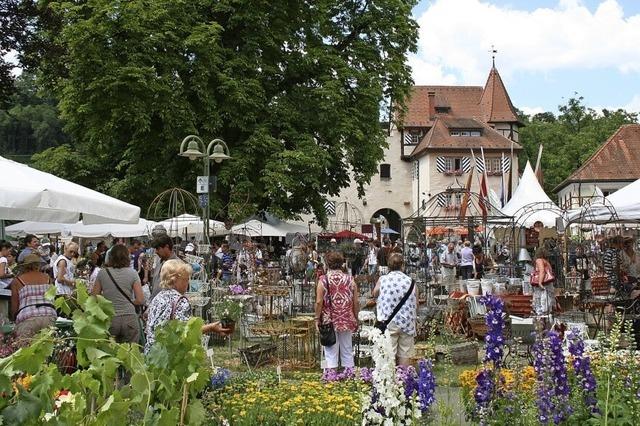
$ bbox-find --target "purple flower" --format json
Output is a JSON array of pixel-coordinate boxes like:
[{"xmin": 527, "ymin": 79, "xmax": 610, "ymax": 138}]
[
  {"xmin": 210, "ymin": 368, "xmax": 231, "ymax": 389},
  {"xmin": 567, "ymin": 329, "xmax": 598, "ymax": 414},
  {"xmin": 480, "ymin": 295, "xmax": 505, "ymax": 369},
  {"xmin": 396, "ymin": 365, "xmax": 418, "ymax": 399},
  {"xmin": 228, "ymin": 284, "xmax": 246, "ymax": 295},
  {"xmin": 417, "ymin": 359, "xmax": 436, "ymax": 413},
  {"xmin": 359, "ymin": 367, "xmax": 373, "ymax": 383},
  {"xmin": 322, "ymin": 368, "xmax": 339, "ymax": 382},
  {"xmin": 534, "ymin": 331, "xmax": 573, "ymax": 424}
]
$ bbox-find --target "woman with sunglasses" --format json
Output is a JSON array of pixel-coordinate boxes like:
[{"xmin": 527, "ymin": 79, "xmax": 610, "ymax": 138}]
[{"xmin": 53, "ymin": 242, "xmax": 79, "ymax": 295}]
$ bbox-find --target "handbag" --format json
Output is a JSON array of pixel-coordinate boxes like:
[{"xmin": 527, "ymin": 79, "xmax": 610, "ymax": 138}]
[
  {"xmin": 375, "ymin": 279, "xmax": 415, "ymax": 334},
  {"xmin": 531, "ymin": 262, "xmax": 555, "ymax": 287},
  {"xmin": 318, "ymin": 276, "xmax": 336, "ymax": 347},
  {"xmin": 105, "ymin": 268, "xmax": 146, "ymax": 346}
]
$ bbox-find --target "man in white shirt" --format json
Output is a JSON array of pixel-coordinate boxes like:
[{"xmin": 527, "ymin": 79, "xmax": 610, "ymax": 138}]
[
  {"xmin": 365, "ymin": 240, "xmax": 379, "ymax": 275},
  {"xmin": 439, "ymin": 242, "xmax": 458, "ymax": 286}
]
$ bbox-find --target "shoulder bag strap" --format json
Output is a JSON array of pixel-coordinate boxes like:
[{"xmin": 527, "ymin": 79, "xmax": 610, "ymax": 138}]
[
  {"xmin": 170, "ymin": 294, "xmax": 188, "ymax": 320},
  {"xmin": 323, "ymin": 275, "xmax": 332, "ymax": 322},
  {"xmin": 383, "ymin": 278, "xmax": 415, "ymax": 326},
  {"xmin": 105, "ymin": 267, "xmax": 136, "ymax": 308}
]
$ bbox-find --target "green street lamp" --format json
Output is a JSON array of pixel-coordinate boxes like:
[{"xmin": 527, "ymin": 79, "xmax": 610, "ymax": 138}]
[{"xmin": 179, "ymin": 135, "xmax": 232, "ymax": 242}]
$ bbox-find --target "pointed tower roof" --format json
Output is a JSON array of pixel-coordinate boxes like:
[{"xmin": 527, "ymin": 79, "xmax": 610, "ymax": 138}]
[{"xmin": 479, "ymin": 66, "xmax": 520, "ymax": 124}]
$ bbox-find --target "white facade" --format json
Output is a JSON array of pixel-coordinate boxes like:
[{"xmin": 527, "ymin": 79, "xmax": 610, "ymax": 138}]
[{"xmin": 557, "ymin": 181, "xmax": 631, "ymax": 210}]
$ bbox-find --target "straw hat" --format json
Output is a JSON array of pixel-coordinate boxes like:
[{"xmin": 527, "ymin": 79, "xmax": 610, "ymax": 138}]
[{"xmin": 22, "ymin": 253, "xmax": 42, "ymax": 265}]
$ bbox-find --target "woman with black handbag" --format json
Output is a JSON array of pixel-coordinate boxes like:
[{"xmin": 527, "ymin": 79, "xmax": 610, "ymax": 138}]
[
  {"xmin": 92, "ymin": 244, "xmax": 145, "ymax": 344},
  {"xmin": 315, "ymin": 251, "xmax": 359, "ymax": 378}
]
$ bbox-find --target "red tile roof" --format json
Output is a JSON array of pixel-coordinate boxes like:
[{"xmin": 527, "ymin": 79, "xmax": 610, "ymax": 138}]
[
  {"xmin": 554, "ymin": 124, "xmax": 640, "ymax": 191},
  {"xmin": 479, "ymin": 67, "xmax": 520, "ymax": 123},
  {"xmin": 410, "ymin": 118, "xmax": 522, "ymax": 158},
  {"xmin": 403, "ymin": 86, "xmax": 483, "ymax": 127}
]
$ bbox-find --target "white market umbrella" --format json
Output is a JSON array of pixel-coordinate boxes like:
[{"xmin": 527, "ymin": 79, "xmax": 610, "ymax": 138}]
[
  {"xmin": 5, "ymin": 221, "xmax": 72, "ymax": 237},
  {"xmin": 232, "ymin": 217, "xmax": 309, "ymax": 238},
  {"xmin": 158, "ymin": 214, "xmax": 227, "ymax": 237},
  {"xmin": 5, "ymin": 218, "xmax": 156, "ymax": 238},
  {"xmin": 70, "ymin": 218, "xmax": 157, "ymax": 238},
  {"xmin": 0, "ymin": 156, "xmax": 140, "ymax": 224},
  {"xmin": 567, "ymin": 178, "xmax": 640, "ymax": 224}
]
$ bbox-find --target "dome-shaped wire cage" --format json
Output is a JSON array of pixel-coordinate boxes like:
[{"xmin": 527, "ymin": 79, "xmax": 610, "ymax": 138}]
[{"xmin": 326, "ymin": 201, "xmax": 363, "ymax": 233}]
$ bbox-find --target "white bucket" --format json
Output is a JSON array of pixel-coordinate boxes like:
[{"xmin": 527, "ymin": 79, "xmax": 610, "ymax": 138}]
[
  {"xmin": 522, "ymin": 278, "xmax": 533, "ymax": 296},
  {"xmin": 493, "ymin": 282, "xmax": 506, "ymax": 295},
  {"xmin": 481, "ymin": 279, "xmax": 494, "ymax": 295},
  {"xmin": 459, "ymin": 280, "xmax": 467, "ymax": 293},
  {"xmin": 467, "ymin": 280, "xmax": 481, "ymax": 296}
]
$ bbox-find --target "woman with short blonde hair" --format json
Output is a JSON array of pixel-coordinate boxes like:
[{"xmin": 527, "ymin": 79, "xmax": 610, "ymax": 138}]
[{"xmin": 145, "ymin": 259, "xmax": 230, "ymax": 353}]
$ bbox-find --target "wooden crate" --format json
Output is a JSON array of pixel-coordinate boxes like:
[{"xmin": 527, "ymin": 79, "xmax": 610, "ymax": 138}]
[{"xmin": 500, "ymin": 295, "xmax": 533, "ymax": 317}]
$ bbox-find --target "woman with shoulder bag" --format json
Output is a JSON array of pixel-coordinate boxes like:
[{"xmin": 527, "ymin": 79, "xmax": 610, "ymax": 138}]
[
  {"xmin": 532, "ymin": 247, "xmax": 555, "ymax": 316},
  {"xmin": 144, "ymin": 259, "xmax": 231, "ymax": 355},
  {"xmin": 315, "ymin": 251, "xmax": 359, "ymax": 379},
  {"xmin": 92, "ymin": 244, "xmax": 144, "ymax": 344}
]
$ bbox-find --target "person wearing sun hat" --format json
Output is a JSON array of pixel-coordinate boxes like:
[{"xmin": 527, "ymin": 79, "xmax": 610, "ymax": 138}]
[{"xmin": 10, "ymin": 253, "xmax": 56, "ymax": 344}]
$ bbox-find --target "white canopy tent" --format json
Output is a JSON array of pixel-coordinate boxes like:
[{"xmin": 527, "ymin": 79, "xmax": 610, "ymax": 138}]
[
  {"xmin": 157, "ymin": 214, "xmax": 227, "ymax": 237},
  {"xmin": 0, "ymin": 156, "xmax": 140, "ymax": 224},
  {"xmin": 501, "ymin": 162, "xmax": 560, "ymax": 227},
  {"xmin": 5, "ymin": 218, "xmax": 157, "ymax": 238},
  {"xmin": 232, "ymin": 217, "xmax": 309, "ymax": 238},
  {"xmin": 567, "ymin": 178, "xmax": 640, "ymax": 224}
]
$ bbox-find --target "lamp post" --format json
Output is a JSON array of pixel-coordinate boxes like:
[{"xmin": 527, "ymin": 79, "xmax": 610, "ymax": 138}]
[{"xmin": 178, "ymin": 135, "xmax": 231, "ymax": 243}]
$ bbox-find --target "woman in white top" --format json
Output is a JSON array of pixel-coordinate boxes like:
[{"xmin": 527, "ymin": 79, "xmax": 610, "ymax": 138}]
[
  {"xmin": 53, "ymin": 242, "xmax": 79, "ymax": 295},
  {"xmin": 0, "ymin": 241, "xmax": 14, "ymax": 289}
]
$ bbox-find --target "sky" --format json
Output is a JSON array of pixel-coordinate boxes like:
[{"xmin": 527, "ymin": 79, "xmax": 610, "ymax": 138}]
[{"xmin": 410, "ymin": 0, "xmax": 640, "ymax": 116}]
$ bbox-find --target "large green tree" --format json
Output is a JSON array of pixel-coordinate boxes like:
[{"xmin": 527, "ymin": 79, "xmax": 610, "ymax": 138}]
[
  {"xmin": 0, "ymin": 72, "xmax": 68, "ymax": 156},
  {"xmin": 518, "ymin": 95, "xmax": 638, "ymax": 195},
  {"xmin": 20, "ymin": 0, "xmax": 418, "ymax": 224}
]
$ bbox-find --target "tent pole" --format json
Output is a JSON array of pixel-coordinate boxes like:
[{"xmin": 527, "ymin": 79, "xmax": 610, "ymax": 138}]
[{"xmin": 0, "ymin": 220, "xmax": 4, "ymax": 240}]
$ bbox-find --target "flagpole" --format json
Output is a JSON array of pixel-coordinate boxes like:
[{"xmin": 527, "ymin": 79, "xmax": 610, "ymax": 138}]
[{"xmin": 534, "ymin": 144, "xmax": 544, "ymax": 174}]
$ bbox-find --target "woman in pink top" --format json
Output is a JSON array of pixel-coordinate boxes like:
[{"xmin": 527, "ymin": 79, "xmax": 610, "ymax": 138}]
[{"xmin": 315, "ymin": 251, "xmax": 359, "ymax": 377}]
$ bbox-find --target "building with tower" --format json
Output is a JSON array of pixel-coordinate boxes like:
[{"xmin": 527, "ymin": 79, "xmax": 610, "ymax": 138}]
[{"xmin": 310, "ymin": 63, "xmax": 523, "ymax": 234}]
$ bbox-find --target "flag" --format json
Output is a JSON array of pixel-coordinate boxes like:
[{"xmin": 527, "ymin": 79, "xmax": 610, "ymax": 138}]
[
  {"xmin": 459, "ymin": 150, "xmax": 475, "ymax": 219},
  {"xmin": 507, "ymin": 142, "xmax": 514, "ymax": 201},
  {"xmin": 499, "ymin": 153, "xmax": 506, "ymax": 207},
  {"xmin": 479, "ymin": 147, "xmax": 489, "ymax": 219},
  {"xmin": 479, "ymin": 173, "xmax": 488, "ymax": 219}
]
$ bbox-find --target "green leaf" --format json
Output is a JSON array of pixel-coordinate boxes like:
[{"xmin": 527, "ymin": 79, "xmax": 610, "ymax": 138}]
[
  {"xmin": 186, "ymin": 400, "xmax": 206, "ymax": 425},
  {"xmin": 0, "ymin": 392, "xmax": 42, "ymax": 424}
]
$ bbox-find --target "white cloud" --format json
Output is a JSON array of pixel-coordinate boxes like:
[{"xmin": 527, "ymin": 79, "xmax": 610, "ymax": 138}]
[
  {"xmin": 413, "ymin": 0, "xmax": 640, "ymax": 85},
  {"xmin": 408, "ymin": 55, "xmax": 458, "ymax": 85},
  {"xmin": 623, "ymin": 94, "xmax": 640, "ymax": 113},
  {"xmin": 520, "ymin": 106, "xmax": 546, "ymax": 116}
]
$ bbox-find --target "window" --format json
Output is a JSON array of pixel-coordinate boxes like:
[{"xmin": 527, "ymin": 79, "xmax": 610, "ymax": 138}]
[
  {"xmin": 443, "ymin": 157, "xmax": 462, "ymax": 174},
  {"xmin": 410, "ymin": 132, "xmax": 421, "ymax": 144},
  {"xmin": 403, "ymin": 130, "xmax": 422, "ymax": 145},
  {"xmin": 450, "ymin": 129, "xmax": 481, "ymax": 137},
  {"xmin": 486, "ymin": 158, "xmax": 502, "ymax": 174},
  {"xmin": 380, "ymin": 163, "xmax": 391, "ymax": 179}
]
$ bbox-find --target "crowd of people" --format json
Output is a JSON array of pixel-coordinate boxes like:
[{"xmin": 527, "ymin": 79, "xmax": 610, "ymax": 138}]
[{"xmin": 1, "ymin": 233, "xmax": 232, "ymax": 354}]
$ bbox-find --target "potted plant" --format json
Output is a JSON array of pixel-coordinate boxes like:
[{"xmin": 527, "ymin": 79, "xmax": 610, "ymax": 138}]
[{"xmin": 212, "ymin": 298, "xmax": 243, "ymax": 331}]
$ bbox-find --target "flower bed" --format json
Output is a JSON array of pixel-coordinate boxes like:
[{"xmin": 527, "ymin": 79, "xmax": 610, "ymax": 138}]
[{"xmin": 204, "ymin": 372, "xmax": 367, "ymax": 425}]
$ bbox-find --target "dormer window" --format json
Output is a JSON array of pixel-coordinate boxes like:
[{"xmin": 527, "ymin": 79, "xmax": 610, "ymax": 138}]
[
  {"xmin": 435, "ymin": 106, "xmax": 450, "ymax": 114},
  {"xmin": 450, "ymin": 129, "xmax": 481, "ymax": 137},
  {"xmin": 404, "ymin": 130, "xmax": 423, "ymax": 145}
]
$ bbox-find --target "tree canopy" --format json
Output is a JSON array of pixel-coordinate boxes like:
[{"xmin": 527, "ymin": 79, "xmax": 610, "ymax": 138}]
[
  {"xmin": 518, "ymin": 95, "xmax": 638, "ymax": 195},
  {"xmin": 15, "ymin": 0, "xmax": 418, "ymax": 224}
]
